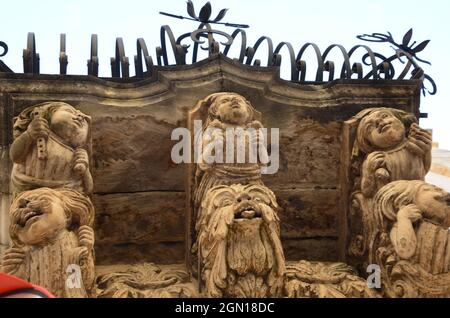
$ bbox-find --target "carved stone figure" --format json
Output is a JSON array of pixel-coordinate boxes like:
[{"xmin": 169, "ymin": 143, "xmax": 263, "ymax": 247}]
[
  {"xmin": 347, "ymin": 108, "xmax": 432, "ymax": 263},
  {"xmin": 0, "ymin": 187, "xmax": 95, "ymax": 298},
  {"xmin": 196, "ymin": 184, "xmax": 285, "ymax": 298},
  {"xmin": 10, "ymin": 102, "xmax": 93, "ymax": 195},
  {"xmin": 193, "ymin": 92, "xmax": 268, "ymax": 210},
  {"xmin": 356, "ymin": 108, "xmax": 431, "ymax": 197},
  {"xmin": 188, "ymin": 92, "xmax": 270, "ymax": 275},
  {"xmin": 368, "ymin": 180, "xmax": 450, "ymax": 297}
]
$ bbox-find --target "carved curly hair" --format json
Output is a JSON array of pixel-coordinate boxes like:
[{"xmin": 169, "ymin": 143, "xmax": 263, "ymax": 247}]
[{"xmin": 9, "ymin": 187, "xmax": 94, "ymax": 245}]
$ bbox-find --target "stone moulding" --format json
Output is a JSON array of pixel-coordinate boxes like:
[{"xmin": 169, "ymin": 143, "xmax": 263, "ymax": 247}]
[{"xmin": 0, "ymin": 54, "xmax": 421, "ymax": 112}]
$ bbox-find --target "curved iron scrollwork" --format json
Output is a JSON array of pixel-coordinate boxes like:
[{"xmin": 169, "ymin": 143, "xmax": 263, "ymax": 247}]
[
  {"xmin": 155, "ymin": 3, "xmax": 436, "ymax": 96},
  {"xmin": 0, "ymin": 41, "xmax": 8, "ymax": 57},
  {"xmin": 8, "ymin": 2, "xmax": 436, "ymax": 97},
  {"xmin": 87, "ymin": 34, "xmax": 99, "ymax": 77},
  {"xmin": 111, "ymin": 37, "xmax": 130, "ymax": 78},
  {"xmin": 357, "ymin": 29, "xmax": 436, "ymax": 96},
  {"xmin": 60, "ymin": 34, "xmax": 68, "ymax": 75},
  {"xmin": 135, "ymin": 38, "xmax": 153, "ymax": 77},
  {"xmin": 23, "ymin": 32, "xmax": 40, "ymax": 74}
]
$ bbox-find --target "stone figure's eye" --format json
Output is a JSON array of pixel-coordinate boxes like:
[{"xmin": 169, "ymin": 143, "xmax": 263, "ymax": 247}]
[
  {"xmin": 18, "ymin": 199, "xmax": 29, "ymax": 209},
  {"xmin": 382, "ymin": 113, "xmax": 389, "ymax": 118}
]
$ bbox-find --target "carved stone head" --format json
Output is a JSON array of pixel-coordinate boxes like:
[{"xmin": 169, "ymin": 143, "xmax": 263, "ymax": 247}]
[
  {"xmin": 203, "ymin": 92, "xmax": 256, "ymax": 126},
  {"xmin": 10, "ymin": 187, "xmax": 94, "ymax": 246},
  {"xmin": 196, "ymin": 183, "xmax": 285, "ymax": 298},
  {"xmin": 374, "ymin": 180, "xmax": 450, "ymax": 229},
  {"xmin": 355, "ymin": 108, "xmax": 416, "ymax": 154},
  {"xmin": 13, "ymin": 102, "xmax": 91, "ymax": 148}
]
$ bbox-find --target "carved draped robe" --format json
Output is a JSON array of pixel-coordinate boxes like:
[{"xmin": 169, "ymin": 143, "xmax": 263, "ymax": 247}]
[{"xmin": 11, "ymin": 132, "xmax": 84, "ymax": 194}]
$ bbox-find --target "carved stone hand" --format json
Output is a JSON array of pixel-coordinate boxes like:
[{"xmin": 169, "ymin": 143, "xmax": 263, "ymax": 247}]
[
  {"xmin": 26, "ymin": 117, "xmax": 50, "ymax": 141},
  {"xmin": 73, "ymin": 148, "xmax": 90, "ymax": 176},
  {"xmin": 391, "ymin": 204, "xmax": 422, "ymax": 260},
  {"xmin": 406, "ymin": 124, "xmax": 432, "ymax": 157}
]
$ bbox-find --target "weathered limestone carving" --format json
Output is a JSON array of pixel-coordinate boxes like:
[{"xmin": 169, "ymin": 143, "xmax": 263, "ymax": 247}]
[
  {"xmin": 188, "ymin": 92, "xmax": 269, "ymax": 274},
  {"xmin": 96, "ymin": 263, "xmax": 198, "ymax": 298},
  {"xmin": 10, "ymin": 102, "xmax": 93, "ymax": 195},
  {"xmin": 285, "ymin": 260, "xmax": 379, "ymax": 298},
  {"xmin": 196, "ymin": 184, "xmax": 285, "ymax": 298},
  {"xmin": 0, "ymin": 187, "xmax": 95, "ymax": 298},
  {"xmin": 356, "ymin": 108, "xmax": 431, "ymax": 197},
  {"xmin": 193, "ymin": 93, "xmax": 268, "ymax": 209},
  {"xmin": 368, "ymin": 180, "xmax": 450, "ymax": 297},
  {"xmin": 347, "ymin": 108, "xmax": 432, "ymax": 261}
]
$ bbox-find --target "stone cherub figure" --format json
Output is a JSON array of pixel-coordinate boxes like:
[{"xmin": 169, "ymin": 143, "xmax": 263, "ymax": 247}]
[
  {"xmin": 10, "ymin": 102, "xmax": 93, "ymax": 195},
  {"xmin": 369, "ymin": 180, "xmax": 450, "ymax": 297},
  {"xmin": 356, "ymin": 108, "xmax": 432, "ymax": 198},
  {"xmin": 194, "ymin": 93, "xmax": 269, "ymax": 209},
  {"xmin": 0, "ymin": 187, "xmax": 95, "ymax": 298},
  {"xmin": 196, "ymin": 183, "xmax": 285, "ymax": 298}
]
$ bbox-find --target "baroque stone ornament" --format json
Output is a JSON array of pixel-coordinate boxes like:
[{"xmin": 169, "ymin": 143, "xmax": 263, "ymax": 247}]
[
  {"xmin": 285, "ymin": 260, "xmax": 379, "ymax": 298},
  {"xmin": 96, "ymin": 263, "xmax": 198, "ymax": 298},
  {"xmin": 193, "ymin": 92, "xmax": 268, "ymax": 209},
  {"xmin": 196, "ymin": 184, "xmax": 285, "ymax": 298},
  {"xmin": 356, "ymin": 108, "xmax": 431, "ymax": 198},
  {"xmin": 369, "ymin": 180, "xmax": 450, "ymax": 297},
  {"xmin": 346, "ymin": 108, "xmax": 432, "ymax": 263},
  {"xmin": 10, "ymin": 102, "xmax": 93, "ymax": 195},
  {"xmin": 187, "ymin": 92, "xmax": 269, "ymax": 274},
  {"xmin": 0, "ymin": 187, "xmax": 96, "ymax": 297}
]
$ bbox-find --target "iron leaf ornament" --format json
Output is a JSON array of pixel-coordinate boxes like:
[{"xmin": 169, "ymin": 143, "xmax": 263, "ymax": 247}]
[
  {"xmin": 357, "ymin": 29, "xmax": 436, "ymax": 96},
  {"xmin": 160, "ymin": 1, "xmax": 249, "ymax": 28}
]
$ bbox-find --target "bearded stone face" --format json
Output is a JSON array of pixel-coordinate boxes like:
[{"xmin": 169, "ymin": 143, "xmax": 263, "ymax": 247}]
[
  {"xmin": 10, "ymin": 190, "xmax": 68, "ymax": 246},
  {"xmin": 196, "ymin": 184, "xmax": 285, "ymax": 298}
]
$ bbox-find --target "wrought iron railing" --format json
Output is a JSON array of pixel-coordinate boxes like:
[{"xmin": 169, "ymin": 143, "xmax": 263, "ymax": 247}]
[{"xmin": 0, "ymin": 1, "xmax": 436, "ymax": 96}]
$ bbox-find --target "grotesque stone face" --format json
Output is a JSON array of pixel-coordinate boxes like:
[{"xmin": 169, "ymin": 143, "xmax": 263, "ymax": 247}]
[
  {"xmin": 361, "ymin": 110, "xmax": 406, "ymax": 150},
  {"xmin": 197, "ymin": 184, "xmax": 285, "ymax": 298},
  {"xmin": 215, "ymin": 94, "xmax": 251, "ymax": 125},
  {"xmin": 212, "ymin": 184, "xmax": 271, "ymax": 221},
  {"xmin": 50, "ymin": 104, "xmax": 89, "ymax": 148},
  {"xmin": 11, "ymin": 191, "xmax": 67, "ymax": 245}
]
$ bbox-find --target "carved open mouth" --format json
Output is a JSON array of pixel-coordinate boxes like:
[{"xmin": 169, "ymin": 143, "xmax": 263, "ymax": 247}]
[
  {"xmin": 19, "ymin": 208, "xmax": 43, "ymax": 227},
  {"xmin": 234, "ymin": 203, "xmax": 261, "ymax": 220}
]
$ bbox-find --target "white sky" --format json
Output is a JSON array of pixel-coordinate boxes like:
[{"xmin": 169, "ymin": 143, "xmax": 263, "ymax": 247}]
[{"xmin": 1, "ymin": 0, "xmax": 449, "ymax": 149}]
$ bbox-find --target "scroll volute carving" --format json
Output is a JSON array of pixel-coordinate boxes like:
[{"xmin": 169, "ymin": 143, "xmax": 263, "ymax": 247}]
[
  {"xmin": 343, "ymin": 108, "xmax": 432, "ymax": 267},
  {"xmin": 196, "ymin": 184, "xmax": 285, "ymax": 298},
  {"xmin": 10, "ymin": 102, "xmax": 93, "ymax": 195},
  {"xmin": 186, "ymin": 92, "xmax": 265, "ymax": 273},
  {"xmin": 1, "ymin": 188, "xmax": 96, "ymax": 298},
  {"xmin": 370, "ymin": 180, "xmax": 450, "ymax": 297}
]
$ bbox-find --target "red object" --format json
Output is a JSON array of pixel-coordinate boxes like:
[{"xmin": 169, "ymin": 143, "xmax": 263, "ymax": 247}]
[{"xmin": 0, "ymin": 272, "xmax": 55, "ymax": 298}]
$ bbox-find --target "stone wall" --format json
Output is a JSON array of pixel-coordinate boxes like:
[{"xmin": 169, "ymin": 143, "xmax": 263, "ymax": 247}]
[{"xmin": 0, "ymin": 54, "xmax": 421, "ymax": 265}]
